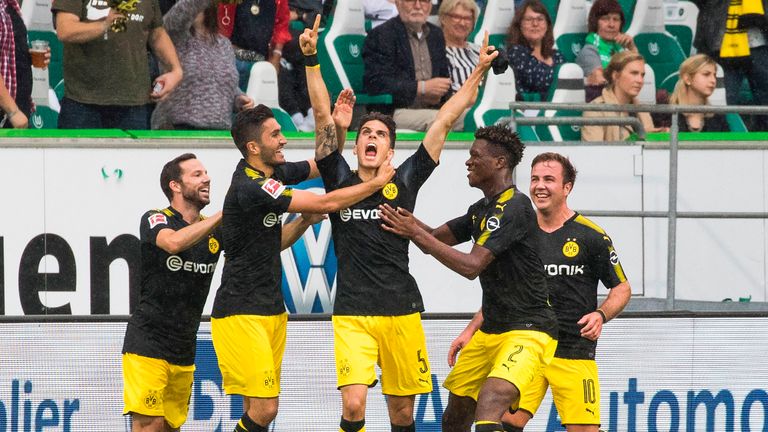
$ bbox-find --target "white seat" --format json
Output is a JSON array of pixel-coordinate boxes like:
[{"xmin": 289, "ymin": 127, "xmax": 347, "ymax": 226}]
[
  {"xmin": 552, "ymin": 0, "xmax": 588, "ymax": 61},
  {"xmin": 663, "ymin": 0, "xmax": 698, "ymax": 55},
  {"xmin": 638, "ymin": 63, "xmax": 657, "ymax": 104},
  {"xmin": 324, "ymin": 0, "xmax": 366, "ymax": 91},
  {"xmin": 544, "ymin": 63, "xmax": 585, "ymax": 140},
  {"xmin": 469, "ymin": 66, "xmax": 517, "ymax": 129},
  {"xmin": 21, "ymin": 0, "xmax": 54, "ymax": 30},
  {"xmin": 472, "ymin": 0, "xmax": 515, "ymax": 46},
  {"xmin": 246, "ymin": 61, "xmax": 281, "ymax": 108},
  {"xmin": 710, "ymin": 63, "xmax": 726, "ymax": 106}
]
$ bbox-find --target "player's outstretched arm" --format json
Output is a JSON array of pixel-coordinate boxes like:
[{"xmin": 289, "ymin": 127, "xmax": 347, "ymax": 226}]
[
  {"xmin": 422, "ymin": 31, "xmax": 498, "ymax": 162},
  {"xmin": 156, "ymin": 211, "xmax": 222, "ymax": 254},
  {"xmin": 288, "ymin": 154, "xmax": 394, "ymax": 214},
  {"xmin": 281, "ymin": 213, "xmax": 327, "ymax": 250},
  {"xmin": 578, "ymin": 281, "xmax": 631, "ymax": 341},
  {"xmin": 448, "ymin": 309, "xmax": 483, "ymax": 367},
  {"xmin": 332, "ymin": 88, "xmax": 355, "ymax": 154},
  {"xmin": 301, "ymin": 15, "xmax": 337, "ymax": 161},
  {"xmin": 379, "ymin": 204, "xmax": 494, "ymax": 279}
]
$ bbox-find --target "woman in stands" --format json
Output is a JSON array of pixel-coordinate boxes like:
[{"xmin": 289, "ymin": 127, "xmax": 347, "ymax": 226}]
[
  {"xmin": 669, "ymin": 54, "xmax": 729, "ymax": 132},
  {"xmin": 151, "ymin": 0, "xmax": 254, "ymax": 130},
  {"xmin": 505, "ymin": 0, "xmax": 564, "ymax": 101},
  {"xmin": 582, "ymin": 51, "xmax": 664, "ymax": 141},
  {"xmin": 576, "ymin": 0, "xmax": 636, "ymax": 102},
  {"xmin": 439, "ymin": 0, "xmax": 482, "ymax": 94}
]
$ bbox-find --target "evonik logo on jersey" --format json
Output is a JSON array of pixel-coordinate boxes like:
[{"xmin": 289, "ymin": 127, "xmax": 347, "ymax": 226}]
[
  {"xmin": 280, "ymin": 178, "xmax": 337, "ymax": 313},
  {"xmin": 339, "ymin": 208, "xmax": 381, "ymax": 222}
]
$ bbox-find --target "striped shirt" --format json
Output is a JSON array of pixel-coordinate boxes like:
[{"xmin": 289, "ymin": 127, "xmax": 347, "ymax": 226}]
[
  {"xmin": 0, "ymin": 0, "xmax": 21, "ymax": 100},
  {"xmin": 446, "ymin": 43, "xmax": 480, "ymax": 92}
]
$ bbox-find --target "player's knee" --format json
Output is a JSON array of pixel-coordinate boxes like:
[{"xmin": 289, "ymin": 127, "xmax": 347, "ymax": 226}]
[
  {"xmin": 343, "ymin": 397, "xmax": 366, "ymax": 419},
  {"xmin": 441, "ymin": 408, "xmax": 473, "ymax": 432},
  {"xmin": 247, "ymin": 401, "xmax": 278, "ymax": 424},
  {"xmin": 130, "ymin": 413, "xmax": 166, "ymax": 432}
]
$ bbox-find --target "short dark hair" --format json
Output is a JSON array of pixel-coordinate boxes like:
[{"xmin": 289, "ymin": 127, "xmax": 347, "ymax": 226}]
[
  {"xmin": 160, "ymin": 153, "xmax": 197, "ymax": 201},
  {"xmin": 587, "ymin": 0, "xmax": 625, "ymax": 33},
  {"xmin": 231, "ymin": 104, "xmax": 275, "ymax": 157},
  {"xmin": 474, "ymin": 125, "xmax": 525, "ymax": 170},
  {"xmin": 356, "ymin": 111, "xmax": 397, "ymax": 149},
  {"xmin": 531, "ymin": 152, "xmax": 578, "ymax": 187}
]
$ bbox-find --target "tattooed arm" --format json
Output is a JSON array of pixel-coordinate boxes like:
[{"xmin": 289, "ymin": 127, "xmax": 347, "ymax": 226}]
[{"xmin": 300, "ymin": 16, "xmax": 338, "ymax": 161}]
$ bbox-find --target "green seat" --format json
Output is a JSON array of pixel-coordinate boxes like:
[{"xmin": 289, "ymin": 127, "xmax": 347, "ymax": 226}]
[
  {"xmin": 555, "ymin": 33, "xmax": 586, "ymax": 62},
  {"xmin": 463, "ymin": 64, "xmax": 516, "ymax": 131},
  {"xmin": 617, "ymin": 0, "xmax": 636, "ymax": 31},
  {"xmin": 29, "ymin": 105, "xmax": 59, "ymax": 129},
  {"xmin": 664, "ymin": 1, "xmax": 698, "ymax": 55},
  {"xmin": 540, "ymin": 0, "xmax": 559, "ymax": 22},
  {"xmin": 633, "ymin": 33, "xmax": 686, "ymax": 92},
  {"xmin": 539, "ymin": 63, "xmax": 584, "ymax": 141},
  {"xmin": 318, "ymin": 0, "xmax": 392, "ymax": 106},
  {"xmin": 666, "ymin": 25, "xmax": 693, "ymax": 57},
  {"xmin": 272, "ymin": 108, "xmax": 297, "ymax": 132}
]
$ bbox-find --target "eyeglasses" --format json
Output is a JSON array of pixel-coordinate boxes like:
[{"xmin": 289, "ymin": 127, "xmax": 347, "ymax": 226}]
[
  {"xmin": 522, "ymin": 16, "xmax": 546, "ymax": 25},
  {"xmin": 401, "ymin": 0, "xmax": 432, "ymax": 4},
  {"xmin": 446, "ymin": 13, "xmax": 474, "ymax": 23}
]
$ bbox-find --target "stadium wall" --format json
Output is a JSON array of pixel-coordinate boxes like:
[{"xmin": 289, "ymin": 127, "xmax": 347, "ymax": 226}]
[
  {"xmin": 1, "ymin": 137, "xmax": 766, "ymax": 315},
  {"xmin": 0, "ymin": 315, "xmax": 766, "ymax": 431}
]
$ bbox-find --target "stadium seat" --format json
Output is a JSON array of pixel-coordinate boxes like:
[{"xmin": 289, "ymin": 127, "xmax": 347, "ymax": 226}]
[
  {"xmin": 317, "ymin": 0, "xmax": 392, "ymax": 106},
  {"xmin": 552, "ymin": 0, "xmax": 588, "ymax": 62},
  {"xmin": 22, "ymin": 0, "xmax": 64, "ymax": 104},
  {"xmin": 463, "ymin": 66, "xmax": 517, "ymax": 131},
  {"xmin": 539, "ymin": 63, "xmax": 584, "ymax": 141},
  {"xmin": 471, "ymin": 0, "xmax": 514, "ymax": 48},
  {"xmin": 540, "ymin": 0, "xmax": 559, "ymax": 22},
  {"xmin": 637, "ymin": 63, "xmax": 656, "ymax": 105},
  {"xmin": 245, "ymin": 61, "xmax": 297, "ymax": 132},
  {"xmin": 626, "ymin": 0, "xmax": 687, "ymax": 93},
  {"xmin": 617, "ymin": 0, "xmax": 636, "ymax": 31},
  {"xmin": 664, "ymin": 0, "xmax": 698, "ymax": 56},
  {"xmin": 710, "ymin": 64, "xmax": 748, "ymax": 132}
]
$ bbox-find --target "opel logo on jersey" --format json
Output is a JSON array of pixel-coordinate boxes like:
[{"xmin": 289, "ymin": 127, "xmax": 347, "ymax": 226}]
[
  {"xmin": 609, "ymin": 250, "xmax": 620, "ymax": 265},
  {"xmin": 166, "ymin": 255, "xmax": 217, "ymax": 273},
  {"xmin": 486, "ymin": 216, "xmax": 500, "ymax": 231},
  {"xmin": 339, "ymin": 208, "xmax": 381, "ymax": 222},
  {"xmin": 263, "ymin": 213, "xmax": 279, "ymax": 227},
  {"xmin": 562, "ymin": 240, "xmax": 579, "ymax": 257}
]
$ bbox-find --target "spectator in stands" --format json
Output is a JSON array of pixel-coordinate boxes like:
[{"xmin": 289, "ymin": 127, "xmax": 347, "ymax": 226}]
[
  {"xmin": 1, "ymin": 0, "xmax": 50, "ymax": 128},
  {"xmin": 53, "ymin": 0, "xmax": 182, "ymax": 129},
  {"xmin": 582, "ymin": 51, "xmax": 662, "ymax": 141},
  {"xmin": 231, "ymin": 0, "xmax": 291, "ymax": 90},
  {"xmin": 151, "ymin": 0, "xmax": 254, "ymax": 130},
  {"xmin": 363, "ymin": 0, "xmax": 453, "ymax": 131},
  {"xmin": 692, "ymin": 0, "xmax": 768, "ymax": 130},
  {"xmin": 439, "ymin": 0, "xmax": 481, "ymax": 94},
  {"xmin": 506, "ymin": 0, "xmax": 564, "ymax": 101},
  {"xmin": 364, "ymin": 0, "xmax": 399, "ymax": 28},
  {"xmin": 576, "ymin": 0, "xmax": 636, "ymax": 102},
  {"xmin": 669, "ymin": 53, "xmax": 729, "ymax": 132}
]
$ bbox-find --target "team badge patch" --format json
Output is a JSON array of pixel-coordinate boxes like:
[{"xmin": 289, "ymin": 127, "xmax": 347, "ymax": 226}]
[
  {"xmin": 208, "ymin": 237, "xmax": 220, "ymax": 254},
  {"xmin": 382, "ymin": 182, "xmax": 398, "ymax": 200},
  {"xmin": 563, "ymin": 240, "xmax": 580, "ymax": 257},
  {"xmin": 261, "ymin": 178, "xmax": 286, "ymax": 199},
  {"xmin": 338, "ymin": 359, "xmax": 351, "ymax": 377},
  {"xmin": 148, "ymin": 213, "xmax": 167, "ymax": 229},
  {"xmin": 143, "ymin": 389, "xmax": 161, "ymax": 409},
  {"xmin": 263, "ymin": 370, "xmax": 276, "ymax": 389}
]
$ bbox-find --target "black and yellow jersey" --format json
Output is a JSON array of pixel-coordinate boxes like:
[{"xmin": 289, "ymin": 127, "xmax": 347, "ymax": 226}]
[
  {"xmin": 534, "ymin": 212, "xmax": 626, "ymax": 359},
  {"xmin": 447, "ymin": 187, "xmax": 557, "ymax": 338},
  {"xmin": 122, "ymin": 207, "xmax": 221, "ymax": 366},
  {"xmin": 212, "ymin": 158, "xmax": 310, "ymax": 318},
  {"xmin": 316, "ymin": 144, "xmax": 437, "ymax": 315}
]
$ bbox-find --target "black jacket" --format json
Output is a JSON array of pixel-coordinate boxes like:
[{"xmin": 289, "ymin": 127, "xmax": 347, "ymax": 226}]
[{"xmin": 362, "ymin": 17, "xmax": 449, "ymax": 114}]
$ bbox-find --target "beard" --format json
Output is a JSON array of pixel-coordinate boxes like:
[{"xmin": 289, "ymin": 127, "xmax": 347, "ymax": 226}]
[{"xmin": 180, "ymin": 184, "xmax": 209, "ymax": 210}]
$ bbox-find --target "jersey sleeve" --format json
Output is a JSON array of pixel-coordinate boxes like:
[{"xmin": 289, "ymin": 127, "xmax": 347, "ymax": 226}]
[
  {"xmin": 316, "ymin": 150, "xmax": 354, "ymax": 192},
  {"xmin": 275, "ymin": 160, "xmax": 311, "ymax": 185},
  {"xmin": 238, "ymin": 177, "xmax": 294, "ymax": 215},
  {"xmin": 398, "ymin": 143, "xmax": 439, "ymax": 192},
  {"xmin": 140, "ymin": 210, "xmax": 172, "ymax": 245},
  {"xmin": 475, "ymin": 197, "xmax": 533, "ymax": 257},
  {"xmin": 445, "ymin": 211, "xmax": 474, "ymax": 244},
  {"xmin": 591, "ymin": 232, "xmax": 627, "ymax": 289},
  {"xmin": 51, "ymin": 0, "xmax": 84, "ymax": 16}
]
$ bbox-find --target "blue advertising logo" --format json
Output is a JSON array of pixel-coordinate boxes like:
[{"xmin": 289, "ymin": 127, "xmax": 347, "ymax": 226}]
[{"xmin": 280, "ymin": 178, "xmax": 337, "ymax": 314}]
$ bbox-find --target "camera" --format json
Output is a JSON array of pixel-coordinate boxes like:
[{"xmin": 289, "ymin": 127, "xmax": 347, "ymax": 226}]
[{"xmin": 490, "ymin": 47, "xmax": 509, "ymax": 75}]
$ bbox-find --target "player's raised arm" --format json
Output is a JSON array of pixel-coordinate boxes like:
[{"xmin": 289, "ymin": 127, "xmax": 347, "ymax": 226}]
[
  {"xmin": 422, "ymin": 31, "xmax": 498, "ymax": 162},
  {"xmin": 301, "ymin": 15, "xmax": 337, "ymax": 161},
  {"xmin": 332, "ymin": 88, "xmax": 356, "ymax": 153}
]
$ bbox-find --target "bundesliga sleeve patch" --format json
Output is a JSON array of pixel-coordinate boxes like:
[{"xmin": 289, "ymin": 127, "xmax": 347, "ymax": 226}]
[
  {"xmin": 148, "ymin": 213, "xmax": 168, "ymax": 229},
  {"xmin": 261, "ymin": 178, "xmax": 286, "ymax": 199}
]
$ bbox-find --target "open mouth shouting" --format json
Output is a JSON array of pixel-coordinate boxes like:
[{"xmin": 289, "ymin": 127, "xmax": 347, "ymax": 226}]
[{"xmin": 364, "ymin": 142, "xmax": 378, "ymax": 160}]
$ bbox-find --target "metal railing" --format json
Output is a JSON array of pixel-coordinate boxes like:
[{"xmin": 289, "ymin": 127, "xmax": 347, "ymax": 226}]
[{"xmin": 509, "ymin": 102, "xmax": 768, "ymax": 310}]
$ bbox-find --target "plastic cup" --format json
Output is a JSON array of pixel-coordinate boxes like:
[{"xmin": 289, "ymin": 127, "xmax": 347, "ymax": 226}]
[{"xmin": 30, "ymin": 40, "xmax": 48, "ymax": 69}]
